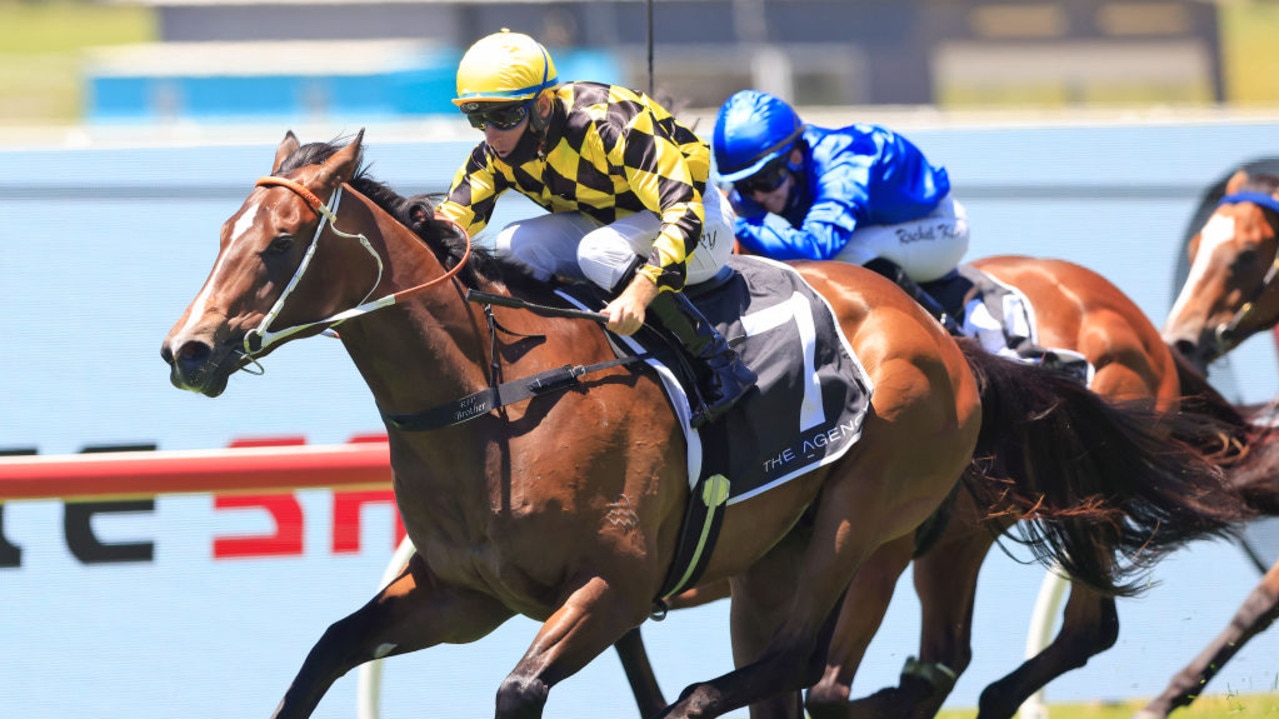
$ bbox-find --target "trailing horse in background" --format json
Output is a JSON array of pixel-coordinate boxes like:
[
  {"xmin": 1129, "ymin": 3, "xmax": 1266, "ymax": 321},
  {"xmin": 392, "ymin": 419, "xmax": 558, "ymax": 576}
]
[
  {"xmin": 160, "ymin": 131, "xmax": 1249, "ymax": 719},
  {"xmin": 611, "ymin": 254, "xmax": 1265, "ymax": 719},
  {"xmin": 1128, "ymin": 165, "xmax": 1279, "ymax": 719},
  {"xmin": 1162, "ymin": 167, "xmax": 1279, "ymax": 375},
  {"xmin": 816, "ymin": 255, "xmax": 1250, "ymax": 719}
]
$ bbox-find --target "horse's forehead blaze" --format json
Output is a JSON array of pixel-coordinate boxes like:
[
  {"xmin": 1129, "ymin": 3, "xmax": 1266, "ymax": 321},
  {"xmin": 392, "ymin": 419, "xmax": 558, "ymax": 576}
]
[
  {"xmin": 1168, "ymin": 212, "xmax": 1241, "ymax": 328},
  {"xmin": 179, "ymin": 199, "xmax": 274, "ymax": 338},
  {"xmin": 228, "ymin": 200, "xmax": 262, "ymax": 245},
  {"xmin": 1172, "ymin": 204, "xmax": 1279, "ymax": 328}
]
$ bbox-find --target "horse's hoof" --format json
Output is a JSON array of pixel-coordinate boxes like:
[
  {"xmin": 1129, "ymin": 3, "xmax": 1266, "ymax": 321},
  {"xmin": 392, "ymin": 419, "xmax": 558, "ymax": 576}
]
[
  {"xmin": 1131, "ymin": 710, "xmax": 1165, "ymax": 719},
  {"xmin": 830, "ymin": 688, "xmax": 911, "ymax": 719}
]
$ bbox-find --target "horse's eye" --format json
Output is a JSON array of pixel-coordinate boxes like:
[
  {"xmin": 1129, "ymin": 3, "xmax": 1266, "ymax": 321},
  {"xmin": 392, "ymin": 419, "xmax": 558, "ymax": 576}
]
[
  {"xmin": 265, "ymin": 235, "xmax": 294, "ymax": 256},
  {"xmin": 1231, "ymin": 248, "xmax": 1259, "ymax": 274}
]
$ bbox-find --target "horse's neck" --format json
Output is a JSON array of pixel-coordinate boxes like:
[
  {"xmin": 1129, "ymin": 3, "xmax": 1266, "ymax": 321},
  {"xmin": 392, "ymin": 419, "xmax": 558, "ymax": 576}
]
[{"xmin": 338, "ymin": 207, "xmax": 493, "ymax": 417}]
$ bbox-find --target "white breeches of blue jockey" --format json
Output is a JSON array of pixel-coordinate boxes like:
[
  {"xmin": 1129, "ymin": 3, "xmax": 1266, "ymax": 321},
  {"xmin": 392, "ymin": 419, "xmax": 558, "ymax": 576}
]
[
  {"xmin": 494, "ymin": 187, "xmax": 736, "ymax": 291},
  {"xmin": 831, "ymin": 195, "xmax": 970, "ymax": 283}
]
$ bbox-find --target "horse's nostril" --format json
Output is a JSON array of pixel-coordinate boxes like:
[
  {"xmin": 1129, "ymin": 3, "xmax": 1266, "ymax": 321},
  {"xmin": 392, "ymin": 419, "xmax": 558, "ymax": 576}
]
[
  {"xmin": 1171, "ymin": 339, "xmax": 1198, "ymax": 359},
  {"xmin": 176, "ymin": 341, "xmax": 212, "ymax": 372},
  {"xmin": 160, "ymin": 344, "xmax": 174, "ymax": 366}
]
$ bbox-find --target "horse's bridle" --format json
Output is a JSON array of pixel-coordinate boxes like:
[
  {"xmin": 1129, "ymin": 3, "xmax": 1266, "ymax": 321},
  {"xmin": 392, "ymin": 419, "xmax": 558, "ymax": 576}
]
[
  {"xmin": 1213, "ymin": 192, "xmax": 1279, "ymax": 351},
  {"xmin": 243, "ymin": 176, "xmax": 471, "ymax": 363}
]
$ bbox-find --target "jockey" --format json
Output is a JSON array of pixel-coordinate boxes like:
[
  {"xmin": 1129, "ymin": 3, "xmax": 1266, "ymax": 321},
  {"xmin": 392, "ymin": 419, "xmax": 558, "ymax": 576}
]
[
  {"xmin": 436, "ymin": 29, "xmax": 756, "ymax": 427},
  {"xmin": 712, "ymin": 89, "xmax": 969, "ymax": 332}
]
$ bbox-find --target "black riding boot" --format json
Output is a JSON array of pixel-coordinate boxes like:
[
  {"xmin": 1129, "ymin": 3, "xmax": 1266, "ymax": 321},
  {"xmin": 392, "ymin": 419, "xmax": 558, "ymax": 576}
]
[
  {"xmin": 863, "ymin": 257, "xmax": 962, "ymax": 336},
  {"xmin": 647, "ymin": 291, "xmax": 757, "ymax": 428}
]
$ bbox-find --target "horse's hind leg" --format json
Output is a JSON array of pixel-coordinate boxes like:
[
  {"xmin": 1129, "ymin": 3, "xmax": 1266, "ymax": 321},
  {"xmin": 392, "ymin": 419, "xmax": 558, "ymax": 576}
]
[
  {"xmin": 271, "ymin": 552, "xmax": 512, "ymax": 719},
  {"xmin": 496, "ymin": 575, "xmax": 657, "ymax": 719},
  {"xmin": 824, "ymin": 502, "xmax": 997, "ymax": 719},
  {"xmin": 661, "ymin": 439, "xmax": 972, "ymax": 717},
  {"xmin": 804, "ymin": 534, "xmax": 916, "ymax": 719},
  {"xmin": 731, "ymin": 527, "xmax": 841, "ymax": 719},
  {"xmin": 976, "ymin": 584, "xmax": 1118, "ymax": 719}
]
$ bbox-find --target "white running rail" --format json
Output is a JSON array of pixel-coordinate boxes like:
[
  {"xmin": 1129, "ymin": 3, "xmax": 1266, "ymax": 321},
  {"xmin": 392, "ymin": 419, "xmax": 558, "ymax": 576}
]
[
  {"xmin": 1019, "ymin": 567, "xmax": 1070, "ymax": 719},
  {"xmin": 356, "ymin": 535, "xmax": 417, "ymax": 719}
]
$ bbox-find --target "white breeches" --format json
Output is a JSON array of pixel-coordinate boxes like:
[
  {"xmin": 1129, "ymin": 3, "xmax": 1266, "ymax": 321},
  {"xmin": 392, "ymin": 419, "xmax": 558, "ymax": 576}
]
[
  {"xmin": 831, "ymin": 195, "xmax": 970, "ymax": 283},
  {"xmin": 494, "ymin": 187, "xmax": 736, "ymax": 291}
]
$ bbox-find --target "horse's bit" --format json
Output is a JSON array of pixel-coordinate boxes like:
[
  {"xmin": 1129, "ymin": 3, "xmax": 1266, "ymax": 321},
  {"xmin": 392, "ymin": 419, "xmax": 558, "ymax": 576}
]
[{"xmin": 1213, "ymin": 192, "xmax": 1279, "ymax": 352}]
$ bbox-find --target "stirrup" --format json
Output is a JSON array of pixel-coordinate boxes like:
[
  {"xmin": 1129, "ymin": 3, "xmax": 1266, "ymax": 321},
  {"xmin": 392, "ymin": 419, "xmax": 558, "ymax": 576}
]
[{"xmin": 690, "ymin": 358, "xmax": 755, "ymax": 428}]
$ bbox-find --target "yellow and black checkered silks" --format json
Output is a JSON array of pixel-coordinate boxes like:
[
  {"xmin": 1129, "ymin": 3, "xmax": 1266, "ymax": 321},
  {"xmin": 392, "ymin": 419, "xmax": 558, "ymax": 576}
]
[{"xmin": 438, "ymin": 82, "xmax": 711, "ymax": 292}]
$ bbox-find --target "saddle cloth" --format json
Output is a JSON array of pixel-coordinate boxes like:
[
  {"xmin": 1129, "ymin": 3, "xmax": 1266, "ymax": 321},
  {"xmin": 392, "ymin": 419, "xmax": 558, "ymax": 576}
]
[
  {"xmin": 924, "ymin": 264, "xmax": 1094, "ymax": 385},
  {"xmin": 556, "ymin": 254, "xmax": 874, "ymax": 504}
]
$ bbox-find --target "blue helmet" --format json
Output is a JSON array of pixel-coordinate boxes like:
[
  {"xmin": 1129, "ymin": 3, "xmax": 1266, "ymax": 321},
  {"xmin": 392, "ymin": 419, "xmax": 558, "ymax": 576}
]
[{"xmin": 713, "ymin": 90, "xmax": 805, "ymax": 182}]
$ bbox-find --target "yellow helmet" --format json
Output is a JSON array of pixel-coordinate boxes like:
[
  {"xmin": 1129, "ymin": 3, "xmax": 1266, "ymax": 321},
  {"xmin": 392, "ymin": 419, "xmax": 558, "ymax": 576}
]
[{"xmin": 452, "ymin": 30, "xmax": 558, "ymax": 109}]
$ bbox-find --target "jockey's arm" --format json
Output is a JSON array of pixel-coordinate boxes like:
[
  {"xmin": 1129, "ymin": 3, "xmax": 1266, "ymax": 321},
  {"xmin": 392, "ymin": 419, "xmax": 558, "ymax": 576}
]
[{"xmin": 436, "ymin": 146, "xmax": 506, "ymax": 237}]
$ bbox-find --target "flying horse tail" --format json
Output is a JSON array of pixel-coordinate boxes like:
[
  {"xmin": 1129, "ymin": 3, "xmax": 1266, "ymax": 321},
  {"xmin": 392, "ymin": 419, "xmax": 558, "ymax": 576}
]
[
  {"xmin": 1168, "ymin": 347, "xmax": 1279, "ymax": 517},
  {"xmin": 956, "ymin": 338, "xmax": 1252, "ymax": 598}
]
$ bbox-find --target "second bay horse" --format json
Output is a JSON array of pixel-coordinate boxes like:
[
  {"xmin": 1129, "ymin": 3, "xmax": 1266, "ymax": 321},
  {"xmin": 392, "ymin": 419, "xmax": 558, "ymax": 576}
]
[
  {"xmin": 160, "ymin": 131, "xmax": 1248, "ymax": 719},
  {"xmin": 1129, "ymin": 162, "xmax": 1279, "ymax": 719},
  {"xmin": 623, "ymin": 255, "xmax": 1258, "ymax": 719},
  {"xmin": 1163, "ymin": 167, "xmax": 1279, "ymax": 373}
]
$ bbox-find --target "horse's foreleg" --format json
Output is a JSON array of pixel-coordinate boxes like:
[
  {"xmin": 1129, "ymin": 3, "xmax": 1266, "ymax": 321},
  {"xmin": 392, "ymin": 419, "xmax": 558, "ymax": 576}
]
[
  {"xmin": 813, "ymin": 520, "xmax": 989, "ymax": 719},
  {"xmin": 1134, "ymin": 558, "xmax": 1279, "ymax": 719},
  {"xmin": 270, "ymin": 552, "xmax": 512, "ymax": 719},
  {"xmin": 726, "ymin": 529, "xmax": 822, "ymax": 719},
  {"xmin": 666, "ymin": 578, "xmax": 732, "ymax": 610},
  {"xmin": 614, "ymin": 580, "xmax": 731, "ymax": 717},
  {"xmin": 614, "ymin": 581, "xmax": 735, "ymax": 718},
  {"xmin": 616, "ymin": 627, "xmax": 667, "ymax": 719},
  {"xmin": 497, "ymin": 575, "xmax": 651, "ymax": 719},
  {"xmin": 805, "ymin": 534, "xmax": 915, "ymax": 719},
  {"xmin": 976, "ymin": 584, "xmax": 1117, "ymax": 719},
  {"xmin": 661, "ymin": 464, "xmax": 943, "ymax": 718}
]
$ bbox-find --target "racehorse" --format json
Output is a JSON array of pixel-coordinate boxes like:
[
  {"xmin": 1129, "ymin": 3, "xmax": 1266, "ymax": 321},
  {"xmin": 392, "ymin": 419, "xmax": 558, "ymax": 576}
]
[
  {"xmin": 160, "ymin": 131, "xmax": 1248, "ymax": 719},
  {"xmin": 1162, "ymin": 167, "xmax": 1279, "ymax": 374},
  {"xmin": 1130, "ymin": 165, "xmax": 1279, "ymax": 719},
  {"xmin": 615, "ymin": 255, "xmax": 1259, "ymax": 719}
]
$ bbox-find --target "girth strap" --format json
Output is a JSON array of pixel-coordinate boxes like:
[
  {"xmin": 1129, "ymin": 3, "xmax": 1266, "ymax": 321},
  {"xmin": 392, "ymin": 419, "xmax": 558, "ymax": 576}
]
[
  {"xmin": 653, "ymin": 470, "xmax": 731, "ymax": 611},
  {"xmin": 381, "ymin": 356, "xmax": 647, "ymax": 431}
]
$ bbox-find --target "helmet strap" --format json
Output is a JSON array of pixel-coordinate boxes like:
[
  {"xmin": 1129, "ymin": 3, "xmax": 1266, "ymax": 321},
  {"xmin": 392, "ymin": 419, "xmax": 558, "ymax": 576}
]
[{"xmin": 529, "ymin": 91, "xmax": 554, "ymax": 158}]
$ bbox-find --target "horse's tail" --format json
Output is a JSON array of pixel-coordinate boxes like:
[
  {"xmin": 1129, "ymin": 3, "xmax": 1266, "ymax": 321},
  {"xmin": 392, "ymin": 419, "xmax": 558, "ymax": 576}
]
[
  {"xmin": 959, "ymin": 339, "xmax": 1250, "ymax": 598},
  {"xmin": 1170, "ymin": 348, "xmax": 1279, "ymax": 516}
]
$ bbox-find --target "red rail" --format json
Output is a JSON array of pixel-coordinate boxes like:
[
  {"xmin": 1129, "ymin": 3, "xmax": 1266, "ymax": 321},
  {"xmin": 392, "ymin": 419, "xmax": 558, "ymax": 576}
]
[{"xmin": 0, "ymin": 439, "xmax": 392, "ymax": 501}]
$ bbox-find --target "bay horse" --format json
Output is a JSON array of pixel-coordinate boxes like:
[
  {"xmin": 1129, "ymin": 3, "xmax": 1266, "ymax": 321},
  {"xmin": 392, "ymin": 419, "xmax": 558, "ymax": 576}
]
[
  {"xmin": 1162, "ymin": 167, "xmax": 1279, "ymax": 375},
  {"xmin": 618, "ymin": 255, "xmax": 1259, "ymax": 719},
  {"xmin": 1128, "ymin": 165, "xmax": 1279, "ymax": 719},
  {"xmin": 160, "ymin": 131, "xmax": 1247, "ymax": 719}
]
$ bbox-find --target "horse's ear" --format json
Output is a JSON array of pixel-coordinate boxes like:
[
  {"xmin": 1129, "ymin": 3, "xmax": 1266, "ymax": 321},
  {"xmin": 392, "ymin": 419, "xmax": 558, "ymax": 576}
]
[
  {"xmin": 318, "ymin": 129, "xmax": 365, "ymax": 190},
  {"xmin": 1225, "ymin": 168, "xmax": 1250, "ymax": 195},
  {"xmin": 273, "ymin": 131, "xmax": 301, "ymax": 174}
]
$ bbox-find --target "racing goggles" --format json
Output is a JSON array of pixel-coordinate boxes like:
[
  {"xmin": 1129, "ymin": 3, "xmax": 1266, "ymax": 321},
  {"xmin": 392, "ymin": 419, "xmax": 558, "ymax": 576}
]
[
  {"xmin": 734, "ymin": 157, "xmax": 790, "ymax": 195},
  {"xmin": 463, "ymin": 101, "xmax": 532, "ymax": 131}
]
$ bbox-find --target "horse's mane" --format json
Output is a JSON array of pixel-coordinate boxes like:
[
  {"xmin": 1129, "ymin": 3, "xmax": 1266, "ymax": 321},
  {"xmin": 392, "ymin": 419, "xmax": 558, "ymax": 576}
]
[
  {"xmin": 278, "ymin": 138, "xmax": 543, "ymax": 294},
  {"xmin": 1240, "ymin": 172, "xmax": 1279, "ymax": 195}
]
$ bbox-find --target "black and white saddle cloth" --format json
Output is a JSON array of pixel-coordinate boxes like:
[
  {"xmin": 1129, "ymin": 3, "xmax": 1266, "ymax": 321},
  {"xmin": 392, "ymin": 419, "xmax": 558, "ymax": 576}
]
[
  {"xmin": 557, "ymin": 254, "xmax": 873, "ymax": 505},
  {"xmin": 924, "ymin": 264, "xmax": 1094, "ymax": 385}
]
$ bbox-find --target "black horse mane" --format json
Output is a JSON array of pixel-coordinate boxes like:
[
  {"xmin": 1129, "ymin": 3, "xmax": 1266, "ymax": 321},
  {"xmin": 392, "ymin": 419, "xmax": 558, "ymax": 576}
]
[
  {"xmin": 277, "ymin": 138, "xmax": 544, "ymax": 294},
  {"xmin": 1240, "ymin": 172, "xmax": 1279, "ymax": 195}
]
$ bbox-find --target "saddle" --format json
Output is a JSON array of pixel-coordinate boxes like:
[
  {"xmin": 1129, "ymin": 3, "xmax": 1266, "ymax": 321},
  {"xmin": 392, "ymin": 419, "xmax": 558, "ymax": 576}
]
[
  {"xmin": 555, "ymin": 254, "xmax": 873, "ymax": 601},
  {"xmin": 923, "ymin": 265, "xmax": 1094, "ymax": 385}
]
